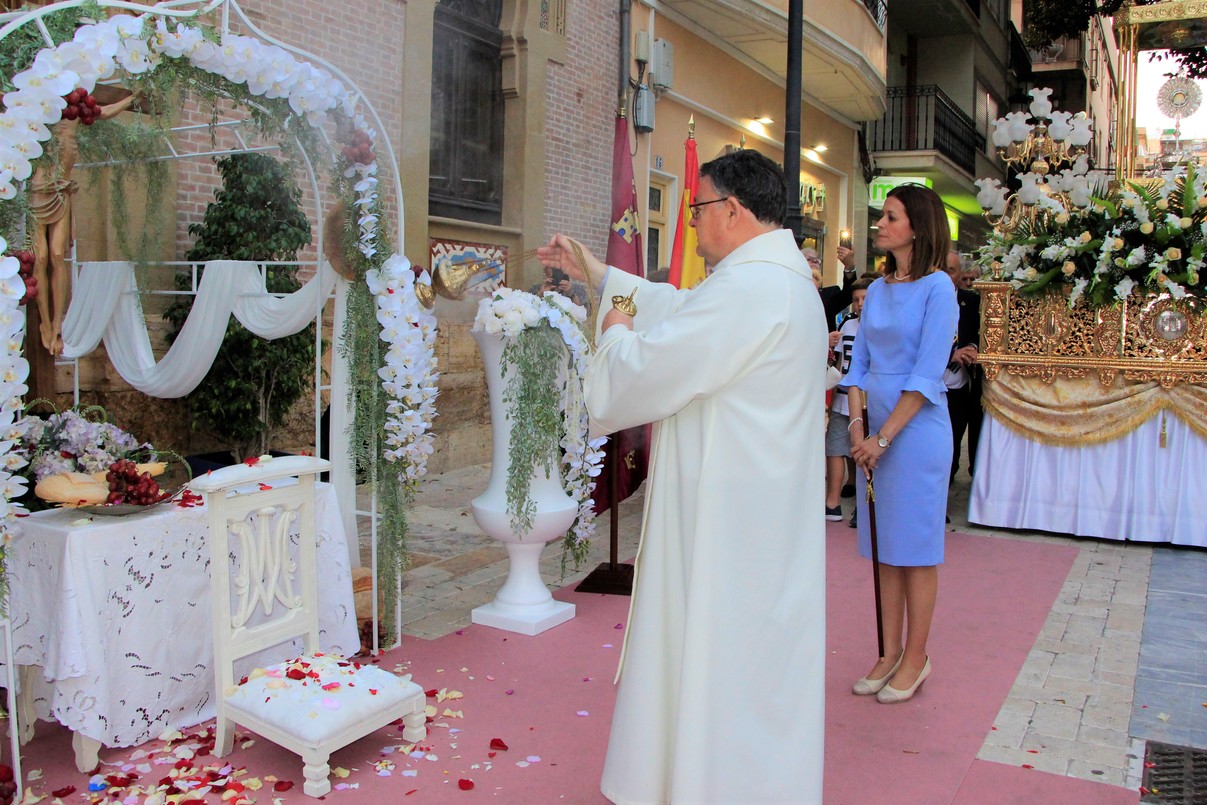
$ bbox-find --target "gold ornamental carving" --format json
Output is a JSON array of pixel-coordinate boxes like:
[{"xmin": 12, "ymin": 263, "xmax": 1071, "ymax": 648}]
[{"xmin": 975, "ymin": 281, "xmax": 1207, "ymax": 388}]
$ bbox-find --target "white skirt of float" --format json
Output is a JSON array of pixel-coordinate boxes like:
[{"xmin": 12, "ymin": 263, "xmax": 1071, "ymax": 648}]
[{"xmin": 469, "ymin": 329, "xmax": 577, "ymax": 635}]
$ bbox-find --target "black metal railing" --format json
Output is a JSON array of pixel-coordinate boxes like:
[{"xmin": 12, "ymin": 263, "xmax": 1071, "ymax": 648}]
[
  {"xmin": 861, "ymin": 0, "xmax": 887, "ymax": 31},
  {"xmin": 863, "ymin": 85, "xmax": 980, "ymax": 176}
]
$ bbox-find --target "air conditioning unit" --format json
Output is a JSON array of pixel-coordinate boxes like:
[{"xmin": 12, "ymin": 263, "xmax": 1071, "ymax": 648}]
[{"xmin": 651, "ymin": 38, "xmax": 673, "ymax": 92}]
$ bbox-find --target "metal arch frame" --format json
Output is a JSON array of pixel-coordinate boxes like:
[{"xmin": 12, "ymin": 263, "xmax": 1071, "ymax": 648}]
[{"xmin": 1, "ymin": 0, "xmax": 406, "ymax": 664}]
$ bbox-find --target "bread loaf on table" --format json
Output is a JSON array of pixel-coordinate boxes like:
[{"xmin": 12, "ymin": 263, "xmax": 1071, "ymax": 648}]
[{"xmin": 35, "ymin": 472, "xmax": 109, "ymax": 506}]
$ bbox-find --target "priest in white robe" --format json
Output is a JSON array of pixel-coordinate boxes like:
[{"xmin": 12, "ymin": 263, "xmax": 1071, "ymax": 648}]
[{"xmin": 539, "ymin": 149, "xmax": 828, "ymax": 804}]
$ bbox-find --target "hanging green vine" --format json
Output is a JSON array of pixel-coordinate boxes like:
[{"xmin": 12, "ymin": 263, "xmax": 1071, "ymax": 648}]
[
  {"xmin": 500, "ymin": 325, "xmax": 567, "ymax": 536},
  {"xmin": 336, "ymin": 171, "xmax": 411, "ymax": 639}
]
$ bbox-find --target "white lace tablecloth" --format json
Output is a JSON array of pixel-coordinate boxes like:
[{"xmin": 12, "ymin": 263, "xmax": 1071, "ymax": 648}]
[
  {"xmin": 969, "ymin": 414, "xmax": 1207, "ymax": 548},
  {"xmin": 4, "ymin": 483, "xmax": 358, "ymax": 748}
]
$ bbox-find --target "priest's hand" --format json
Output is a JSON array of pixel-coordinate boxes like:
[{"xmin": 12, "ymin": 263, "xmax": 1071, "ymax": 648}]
[
  {"xmin": 602, "ymin": 307, "xmax": 634, "ymax": 332},
  {"xmin": 537, "ymin": 234, "xmax": 608, "ymax": 288}
]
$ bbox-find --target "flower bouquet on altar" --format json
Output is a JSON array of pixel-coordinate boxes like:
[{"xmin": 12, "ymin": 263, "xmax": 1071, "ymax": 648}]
[
  {"xmin": 15, "ymin": 405, "xmax": 184, "ymax": 512},
  {"xmin": 976, "ymin": 163, "xmax": 1207, "ymax": 309}
]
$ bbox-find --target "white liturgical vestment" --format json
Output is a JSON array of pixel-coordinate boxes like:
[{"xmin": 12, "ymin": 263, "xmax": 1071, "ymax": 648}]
[{"xmin": 588, "ymin": 229, "xmax": 827, "ymax": 804}]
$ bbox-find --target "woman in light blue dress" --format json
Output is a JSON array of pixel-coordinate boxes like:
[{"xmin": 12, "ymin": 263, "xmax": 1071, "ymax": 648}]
[{"xmin": 842, "ymin": 184, "xmax": 958, "ymax": 704}]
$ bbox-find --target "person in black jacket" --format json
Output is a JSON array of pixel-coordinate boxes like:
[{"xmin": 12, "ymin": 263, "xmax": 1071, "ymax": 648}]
[
  {"xmin": 803, "ymin": 247, "xmax": 857, "ymax": 332},
  {"xmin": 943, "ymin": 252, "xmax": 982, "ymax": 481}
]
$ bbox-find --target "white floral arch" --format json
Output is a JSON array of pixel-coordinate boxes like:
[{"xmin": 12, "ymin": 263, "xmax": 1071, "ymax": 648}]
[{"xmin": 0, "ymin": 0, "xmax": 438, "ymax": 643}]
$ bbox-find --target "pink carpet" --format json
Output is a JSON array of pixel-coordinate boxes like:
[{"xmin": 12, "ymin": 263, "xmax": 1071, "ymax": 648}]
[{"xmin": 11, "ymin": 528, "xmax": 1139, "ymax": 804}]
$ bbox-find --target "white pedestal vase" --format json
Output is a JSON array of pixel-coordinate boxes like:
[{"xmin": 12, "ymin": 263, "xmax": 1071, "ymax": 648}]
[{"xmin": 470, "ymin": 329, "xmax": 577, "ymax": 635}]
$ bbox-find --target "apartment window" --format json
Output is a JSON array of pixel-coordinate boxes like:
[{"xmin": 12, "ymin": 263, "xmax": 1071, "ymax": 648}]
[
  {"xmin": 647, "ymin": 178, "xmax": 670, "ymax": 274},
  {"xmin": 974, "ymin": 82, "xmax": 1001, "ymax": 157},
  {"xmin": 429, "ymin": 0, "xmax": 505, "ymax": 225}
]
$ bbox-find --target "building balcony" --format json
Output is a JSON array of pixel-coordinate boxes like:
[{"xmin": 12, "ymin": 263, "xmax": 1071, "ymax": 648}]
[
  {"xmin": 658, "ymin": 0, "xmax": 888, "ymax": 120},
  {"xmin": 864, "ymin": 84, "xmax": 980, "ymax": 176}
]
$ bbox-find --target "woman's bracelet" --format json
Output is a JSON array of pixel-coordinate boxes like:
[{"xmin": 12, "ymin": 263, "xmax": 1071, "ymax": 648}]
[{"xmin": 847, "ymin": 417, "xmax": 864, "ymax": 431}]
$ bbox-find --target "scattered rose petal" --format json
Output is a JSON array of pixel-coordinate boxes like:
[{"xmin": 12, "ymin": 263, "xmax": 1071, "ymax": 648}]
[
  {"xmin": 614, "ymin": 623, "xmax": 624, "ymax": 629},
  {"xmin": 273, "ymin": 782, "xmax": 293, "ymax": 792},
  {"xmin": 505, "ymin": 689, "xmax": 515, "ymax": 695},
  {"xmin": 527, "ymin": 755, "xmax": 541, "ymax": 763},
  {"xmin": 577, "ymin": 711, "xmax": 590, "ymax": 717},
  {"xmin": 515, "ymin": 761, "xmax": 529, "ymax": 768},
  {"xmin": 490, "ymin": 738, "xmax": 509, "ymax": 751},
  {"xmin": 485, "ymin": 675, "xmax": 496, "ymax": 681},
  {"xmin": 332, "ymin": 767, "xmax": 351, "ymax": 778},
  {"xmin": 1158, "ymin": 712, "xmax": 1172, "ymax": 722},
  {"xmin": 603, "ymin": 644, "xmax": 613, "ymax": 648},
  {"xmin": 1022, "ymin": 764, "xmax": 1034, "ymax": 770},
  {"xmin": 27, "ymin": 770, "xmax": 43, "ymax": 781},
  {"xmin": 458, "ymin": 779, "xmax": 474, "ymax": 790},
  {"xmin": 402, "ymin": 770, "xmax": 418, "ymax": 777},
  {"xmin": 52, "ymin": 787, "xmax": 77, "ymax": 798}
]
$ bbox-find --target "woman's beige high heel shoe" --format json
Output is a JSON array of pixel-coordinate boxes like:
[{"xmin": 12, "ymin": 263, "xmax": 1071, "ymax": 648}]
[
  {"xmin": 852, "ymin": 653, "xmax": 903, "ymax": 696},
  {"xmin": 876, "ymin": 656, "xmax": 931, "ymax": 704}
]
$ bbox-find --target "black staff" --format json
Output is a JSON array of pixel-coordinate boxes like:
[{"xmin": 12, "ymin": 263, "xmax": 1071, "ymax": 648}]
[{"xmin": 859, "ymin": 402, "xmax": 886, "ymax": 660}]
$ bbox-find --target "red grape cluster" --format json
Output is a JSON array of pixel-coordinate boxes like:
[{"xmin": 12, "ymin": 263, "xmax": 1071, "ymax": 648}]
[
  {"xmin": 9, "ymin": 250, "xmax": 36, "ymax": 304},
  {"xmin": 61, "ymin": 88, "xmax": 100, "ymax": 125},
  {"xmin": 342, "ymin": 129, "xmax": 374, "ymax": 166},
  {"xmin": 0, "ymin": 764, "xmax": 14, "ymax": 805},
  {"xmin": 105, "ymin": 459, "xmax": 169, "ymax": 505}
]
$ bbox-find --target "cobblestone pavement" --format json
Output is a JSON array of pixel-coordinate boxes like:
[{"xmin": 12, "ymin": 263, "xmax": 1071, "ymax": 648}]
[{"xmin": 366, "ymin": 461, "xmax": 1198, "ymax": 793}]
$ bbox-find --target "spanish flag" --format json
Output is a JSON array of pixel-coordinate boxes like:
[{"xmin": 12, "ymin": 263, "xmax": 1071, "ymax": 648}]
[{"xmin": 667, "ymin": 133, "xmax": 706, "ymax": 288}]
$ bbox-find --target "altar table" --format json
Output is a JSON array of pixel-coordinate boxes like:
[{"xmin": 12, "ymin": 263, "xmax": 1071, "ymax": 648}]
[
  {"xmin": 969, "ymin": 414, "xmax": 1207, "ymax": 548},
  {"xmin": 4, "ymin": 482, "xmax": 359, "ymax": 754}
]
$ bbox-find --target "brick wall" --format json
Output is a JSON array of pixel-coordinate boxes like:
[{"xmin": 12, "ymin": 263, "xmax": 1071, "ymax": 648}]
[{"xmin": 544, "ymin": 0, "xmax": 617, "ymax": 257}]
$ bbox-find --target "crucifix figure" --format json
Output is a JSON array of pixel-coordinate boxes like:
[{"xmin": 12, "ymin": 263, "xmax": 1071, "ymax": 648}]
[{"xmin": 30, "ymin": 91, "xmax": 136, "ymax": 355}]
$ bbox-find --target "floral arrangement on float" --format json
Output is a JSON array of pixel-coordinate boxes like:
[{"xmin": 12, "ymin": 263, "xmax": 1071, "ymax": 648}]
[
  {"xmin": 973, "ymin": 87, "xmax": 1207, "ymax": 309},
  {"xmin": 0, "ymin": 2, "xmax": 438, "ymax": 627},
  {"xmin": 472, "ymin": 287, "xmax": 605, "ymax": 568}
]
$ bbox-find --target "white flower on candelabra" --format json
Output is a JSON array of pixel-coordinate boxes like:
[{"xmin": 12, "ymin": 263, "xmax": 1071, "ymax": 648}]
[
  {"xmin": 1047, "ymin": 110, "xmax": 1073, "ymax": 143},
  {"xmin": 473, "ymin": 289, "xmax": 604, "ymax": 551},
  {"xmin": 1017, "ymin": 173, "xmax": 1044, "ymax": 206},
  {"xmin": 1068, "ymin": 114, "xmax": 1093, "ymax": 148},
  {"xmin": 975, "ymin": 178, "xmax": 1007, "ymax": 215},
  {"xmin": 1114, "ymin": 277, "xmax": 1136, "ymax": 301},
  {"xmin": 1028, "ymin": 87, "xmax": 1054, "ymax": 119},
  {"xmin": 1005, "ymin": 110, "xmax": 1032, "ymax": 143}
]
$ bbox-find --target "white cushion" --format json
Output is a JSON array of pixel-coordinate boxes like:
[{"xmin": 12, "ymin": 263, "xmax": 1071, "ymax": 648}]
[{"xmin": 224, "ymin": 653, "xmax": 422, "ymax": 745}]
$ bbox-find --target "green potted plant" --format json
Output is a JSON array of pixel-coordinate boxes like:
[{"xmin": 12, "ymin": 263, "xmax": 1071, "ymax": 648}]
[{"xmin": 164, "ymin": 153, "xmax": 315, "ymax": 466}]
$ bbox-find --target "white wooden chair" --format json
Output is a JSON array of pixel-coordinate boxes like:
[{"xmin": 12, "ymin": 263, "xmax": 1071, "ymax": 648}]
[{"xmin": 193, "ymin": 456, "xmax": 426, "ymax": 797}]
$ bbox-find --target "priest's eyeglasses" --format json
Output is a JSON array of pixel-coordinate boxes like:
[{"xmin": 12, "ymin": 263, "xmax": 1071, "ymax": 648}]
[{"xmin": 689, "ymin": 197, "xmax": 730, "ymax": 219}]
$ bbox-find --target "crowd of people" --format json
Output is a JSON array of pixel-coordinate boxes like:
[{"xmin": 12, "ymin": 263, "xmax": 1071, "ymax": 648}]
[{"xmin": 537, "ymin": 150, "xmax": 983, "ymax": 803}]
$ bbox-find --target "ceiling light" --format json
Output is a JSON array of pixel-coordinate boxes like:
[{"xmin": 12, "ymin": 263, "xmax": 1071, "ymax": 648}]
[
  {"xmin": 812, "ymin": 144, "xmax": 828, "ymax": 153},
  {"xmin": 754, "ymin": 116, "xmax": 774, "ymax": 125}
]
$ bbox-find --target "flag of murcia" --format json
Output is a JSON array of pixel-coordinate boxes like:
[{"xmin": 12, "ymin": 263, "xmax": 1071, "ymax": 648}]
[{"xmin": 612, "ymin": 205, "xmax": 640, "ymax": 244}]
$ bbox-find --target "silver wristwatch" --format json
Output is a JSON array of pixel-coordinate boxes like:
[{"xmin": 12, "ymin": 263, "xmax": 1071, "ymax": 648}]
[{"xmin": 876, "ymin": 433, "xmax": 891, "ymax": 449}]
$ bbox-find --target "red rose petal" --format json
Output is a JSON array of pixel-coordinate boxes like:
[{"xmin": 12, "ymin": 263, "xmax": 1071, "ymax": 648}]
[
  {"xmin": 1021, "ymin": 764, "xmax": 1034, "ymax": 770},
  {"xmin": 274, "ymin": 781, "xmax": 294, "ymax": 792},
  {"xmin": 489, "ymin": 738, "xmax": 509, "ymax": 751},
  {"xmin": 52, "ymin": 786, "xmax": 77, "ymax": 798},
  {"xmin": 258, "ymin": 483, "xmax": 273, "ymax": 490},
  {"xmin": 458, "ymin": 779, "xmax": 474, "ymax": 790},
  {"xmin": 244, "ymin": 456, "xmax": 260, "ymax": 466}
]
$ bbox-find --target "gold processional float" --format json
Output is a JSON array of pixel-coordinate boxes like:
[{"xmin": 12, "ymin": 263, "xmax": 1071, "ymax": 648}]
[{"xmin": 974, "ymin": 0, "xmax": 1207, "ymax": 412}]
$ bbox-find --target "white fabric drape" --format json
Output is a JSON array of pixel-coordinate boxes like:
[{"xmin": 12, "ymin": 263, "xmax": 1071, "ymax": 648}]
[
  {"xmin": 969, "ymin": 413, "xmax": 1207, "ymax": 548},
  {"xmin": 61, "ymin": 261, "xmax": 335, "ymax": 398}
]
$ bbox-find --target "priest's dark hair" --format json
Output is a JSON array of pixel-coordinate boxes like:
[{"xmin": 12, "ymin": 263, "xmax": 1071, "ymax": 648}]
[
  {"xmin": 884, "ymin": 183, "xmax": 951, "ymax": 281},
  {"xmin": 699, "ymin": 149, "xmax": 788, "ymax": 227}
]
